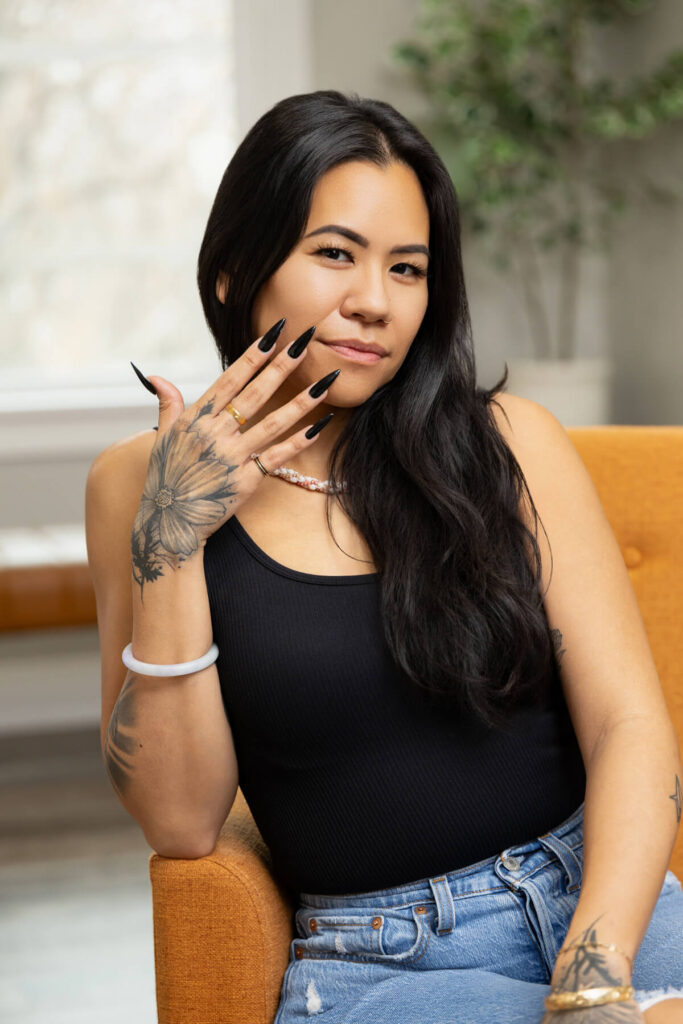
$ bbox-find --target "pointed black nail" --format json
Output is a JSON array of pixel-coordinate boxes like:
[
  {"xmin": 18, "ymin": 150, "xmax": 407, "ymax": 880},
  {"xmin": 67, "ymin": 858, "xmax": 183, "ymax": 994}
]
[
  {"xmin": 258, "ymin": 317, "xmax": 286, "ymax": 352},
  {"xmin": 305, "ymin": 412, "xmax": 334, "ymax": 439},
  {"xmin": 130, "ymin": 361, "xmax": 157, "ymax": 395},
  {"xmin": 308, "ymin": 368, "xmax": 341, "ymax": 398},
  {"xmin": 287, "ymin": 325, "xmax": 316, "ymax": 358}
]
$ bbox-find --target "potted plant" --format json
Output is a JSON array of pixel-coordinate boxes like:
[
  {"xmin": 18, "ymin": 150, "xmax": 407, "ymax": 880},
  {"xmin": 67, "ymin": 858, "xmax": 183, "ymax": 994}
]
[{"xmin": 393, "ymin": 0, "xmax": 683, "ymax": 424}]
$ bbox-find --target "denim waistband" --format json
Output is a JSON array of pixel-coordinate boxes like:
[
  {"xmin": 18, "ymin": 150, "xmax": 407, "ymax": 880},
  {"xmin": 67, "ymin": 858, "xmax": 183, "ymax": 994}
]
[{"xmin": 299, "ymin": 800, "xmax": 585, "ymax": 910}]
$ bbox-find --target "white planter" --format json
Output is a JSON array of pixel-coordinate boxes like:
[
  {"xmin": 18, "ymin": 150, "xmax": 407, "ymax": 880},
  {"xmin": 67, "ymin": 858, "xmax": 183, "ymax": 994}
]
[{"xmin": 503, "ymin": 356, "xmax": 614, "ymax": 427}]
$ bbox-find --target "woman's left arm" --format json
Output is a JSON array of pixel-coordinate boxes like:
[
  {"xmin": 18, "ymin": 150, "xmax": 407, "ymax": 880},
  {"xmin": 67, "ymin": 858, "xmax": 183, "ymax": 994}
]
[
  {"xmin": 492, "ymin": 396, "xmax": 682, "ymax": 1009},
  {"xmin": 554, "ymin": 712, "xmax": 680, "ymax": 968},
  {"xmin": 541, "ymin": 715, "xmax": 680, "ymax": 1024}
]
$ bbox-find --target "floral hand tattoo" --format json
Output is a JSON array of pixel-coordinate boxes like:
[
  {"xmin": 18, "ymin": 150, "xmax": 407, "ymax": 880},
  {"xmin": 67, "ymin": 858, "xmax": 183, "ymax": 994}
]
[{"xmin": 131, "ymin": 403, "xmax": 240, "ymax": 599}]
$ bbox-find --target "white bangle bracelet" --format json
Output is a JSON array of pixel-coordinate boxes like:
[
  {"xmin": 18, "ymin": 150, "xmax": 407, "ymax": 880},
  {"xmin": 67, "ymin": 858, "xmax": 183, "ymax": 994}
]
[{"xmin": 121, "ymin": 642, "xmax": 219, "ymax": 677}]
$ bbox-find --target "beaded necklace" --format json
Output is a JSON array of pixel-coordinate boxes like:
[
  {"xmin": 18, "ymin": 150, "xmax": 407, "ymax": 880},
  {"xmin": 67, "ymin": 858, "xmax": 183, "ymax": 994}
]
[{"xmin": 269, "ymin": 465, "xmax": 347, "ymax": 494}]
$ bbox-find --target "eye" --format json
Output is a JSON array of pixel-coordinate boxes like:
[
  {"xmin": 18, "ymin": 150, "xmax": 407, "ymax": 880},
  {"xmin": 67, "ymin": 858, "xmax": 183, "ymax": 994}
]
[
  {"xmin": 314, "ymin": 246, "xmax": 353, "ymax": 262},
  {"xmin": 392, "ymin": 262, "xmax": 428, "ymax": 279},
  {"xmin": 312, "ymin": 245, "xmax": 428, "ymax": 279}
]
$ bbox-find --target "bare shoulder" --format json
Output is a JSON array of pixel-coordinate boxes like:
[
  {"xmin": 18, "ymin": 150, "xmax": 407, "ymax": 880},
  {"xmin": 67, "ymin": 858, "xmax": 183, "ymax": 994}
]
[
  {"xmin": 85, "ymin": 428, "xmax": 157, "ymax": 588},
  {"xmin": 88, "ymin": 427, "xmax": 157, "ymax": 488},
  {"xmin": 488, "ymin": 390, "xmax": 557, "ymax": 454},
  {"xmin": 486, "ymin": 390, "xmax": 578, "ymax": 551}
]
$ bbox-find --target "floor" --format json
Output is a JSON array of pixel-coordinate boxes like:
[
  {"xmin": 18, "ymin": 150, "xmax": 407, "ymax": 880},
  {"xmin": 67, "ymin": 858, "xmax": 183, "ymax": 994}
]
[{"xmin": 0, "ymin": 726, "xmax": 158, "ymax": 1023}]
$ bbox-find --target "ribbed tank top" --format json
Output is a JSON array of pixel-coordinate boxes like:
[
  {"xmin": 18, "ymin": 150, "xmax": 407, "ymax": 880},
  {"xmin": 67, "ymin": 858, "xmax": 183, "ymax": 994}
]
[{"xmin": 204, "ymin": 514, "xmax": 586, "ymax": 897}]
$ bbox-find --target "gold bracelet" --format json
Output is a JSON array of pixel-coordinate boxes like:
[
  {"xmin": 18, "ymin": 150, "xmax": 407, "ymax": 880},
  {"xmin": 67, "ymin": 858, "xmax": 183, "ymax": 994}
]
[
  {"xmin": 556, "ymin": 940, "xmax": 634, "ymax": 973},
  {"xmin": 545, "ymin": 985, "xmax": 635, "ymax": 1011}
]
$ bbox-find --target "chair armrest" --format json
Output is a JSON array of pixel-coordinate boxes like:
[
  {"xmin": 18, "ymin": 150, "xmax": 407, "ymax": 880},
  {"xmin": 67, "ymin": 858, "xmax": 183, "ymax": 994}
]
[{"xmin": 149, "ymin": 789, "xmax": 294, "ymax": 1024}]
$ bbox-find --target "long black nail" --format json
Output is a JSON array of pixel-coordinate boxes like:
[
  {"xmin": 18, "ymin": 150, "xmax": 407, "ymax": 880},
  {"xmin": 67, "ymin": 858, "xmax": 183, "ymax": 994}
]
[
  {"xmin": 287, "ymin": 325, "xmax": 316, "ymax": 358},
  {"xmin": 258, "ymin": 317, "xmax": 286, "ymax": 352},
  {"xmin": 305, "ymin": 412, "xmax": 334, "ymax": 439},
  {"xmin": 130, "ymin": 361, "xmax": 157, "ymax": 395},
  {"xmin": 309, "ymin": 368, "xmax": 341, "ymax": 398}
]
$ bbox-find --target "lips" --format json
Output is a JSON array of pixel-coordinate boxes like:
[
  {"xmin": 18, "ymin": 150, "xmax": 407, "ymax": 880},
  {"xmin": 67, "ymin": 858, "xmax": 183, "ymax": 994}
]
[{"xmin": 319, "ymin": 339, "xmax": 387, "ymax": 357}]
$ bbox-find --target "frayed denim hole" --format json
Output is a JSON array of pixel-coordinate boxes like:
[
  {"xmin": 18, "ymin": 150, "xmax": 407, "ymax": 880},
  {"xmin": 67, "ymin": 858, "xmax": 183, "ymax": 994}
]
[{"xmin": 634, "ymin": 985, "xmax": 683, "ymax": 1011}]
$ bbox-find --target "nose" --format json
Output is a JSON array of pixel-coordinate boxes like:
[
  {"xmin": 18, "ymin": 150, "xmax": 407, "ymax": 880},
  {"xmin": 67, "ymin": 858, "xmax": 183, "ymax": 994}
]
[{"xmin": 339, "ymin": 263, "xmax": 392, "ymax": 325}]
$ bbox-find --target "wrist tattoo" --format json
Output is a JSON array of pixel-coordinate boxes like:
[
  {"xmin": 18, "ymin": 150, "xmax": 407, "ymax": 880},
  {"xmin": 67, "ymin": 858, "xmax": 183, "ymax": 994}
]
[
  {"xmin": 553, "ymin": 917, "xmax": 629, "ymax": 994},
  {"xmin": 131, "ymin": 401, "xmax": 239, "ymax": 600}
]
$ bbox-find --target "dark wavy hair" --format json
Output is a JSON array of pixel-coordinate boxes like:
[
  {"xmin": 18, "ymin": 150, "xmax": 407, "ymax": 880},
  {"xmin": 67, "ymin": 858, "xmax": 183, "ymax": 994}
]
[{"xmin": 197, "ymin": 89, "xmax": 557, "ymax": 731}]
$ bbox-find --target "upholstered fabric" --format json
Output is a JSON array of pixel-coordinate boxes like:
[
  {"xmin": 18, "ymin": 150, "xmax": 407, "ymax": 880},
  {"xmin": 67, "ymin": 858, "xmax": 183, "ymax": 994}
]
[
  {"xmin": 150, "ymin": 789, "xmax": 292, "ymax": 1024},
  {"xmin": 149, "ymin": 426, "xmax": 683, "ymax": 1024}
]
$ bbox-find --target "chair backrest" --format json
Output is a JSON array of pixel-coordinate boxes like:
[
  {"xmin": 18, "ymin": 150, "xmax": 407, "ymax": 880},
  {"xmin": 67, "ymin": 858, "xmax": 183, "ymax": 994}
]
[{"xmin": 568, "ymin": 426, "xmax": 683, "ymax": 878}]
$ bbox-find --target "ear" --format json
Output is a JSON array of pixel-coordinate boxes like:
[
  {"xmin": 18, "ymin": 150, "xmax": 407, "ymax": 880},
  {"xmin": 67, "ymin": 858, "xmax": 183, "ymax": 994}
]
[{"xmin": 215, "ymin": 270, "xmax": 229, "ymax": 304}]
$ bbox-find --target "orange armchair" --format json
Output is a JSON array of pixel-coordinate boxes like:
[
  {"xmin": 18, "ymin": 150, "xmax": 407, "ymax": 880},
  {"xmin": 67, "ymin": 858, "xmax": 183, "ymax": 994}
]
[{"xmin": 149, "ymin": 426, "xmax": 683, "ymax": 1024}]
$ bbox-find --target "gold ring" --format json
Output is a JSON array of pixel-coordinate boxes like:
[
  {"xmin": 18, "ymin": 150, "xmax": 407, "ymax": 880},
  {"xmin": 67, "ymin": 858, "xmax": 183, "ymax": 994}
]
[
  {"xmin": 224, "ymin": 401, "xmax": 246, "ymax": 425},
  {"xmin": 249, "ymin": 453, "xmax": 270, "ymax": 477}
]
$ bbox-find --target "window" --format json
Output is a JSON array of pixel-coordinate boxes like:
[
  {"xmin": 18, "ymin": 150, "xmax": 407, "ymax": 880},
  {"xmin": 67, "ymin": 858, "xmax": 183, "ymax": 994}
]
[{"xmin": 0, "ymin": 0, "xmax": 237, "ymax": 412}]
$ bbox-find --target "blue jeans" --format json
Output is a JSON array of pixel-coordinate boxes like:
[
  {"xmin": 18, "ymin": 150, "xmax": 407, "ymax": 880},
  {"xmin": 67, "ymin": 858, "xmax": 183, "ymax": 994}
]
[{"xmin": 274, "ymin": 801, "xmax": 683, "ymax": 1022}]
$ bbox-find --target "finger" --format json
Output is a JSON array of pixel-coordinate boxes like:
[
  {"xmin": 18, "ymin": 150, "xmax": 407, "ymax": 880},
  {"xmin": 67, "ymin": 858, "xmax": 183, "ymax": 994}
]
[
  {"xmin": 216, "ymin": 325, "xmax": 318, "ymax": 425},
  {"xmin": 233, "ymin": 369, "xmax": 340, "ymax": 458},
  {"xmin": 246, "ymin": 412, "xmax": 335, "ymax": 483},
  {"xmin": 145, "ymin": 376, "xmax": 185, "ymax": 433},
  {"xmin": 191, "ymin": 317, "xmax": 288, "ymax": 417}
]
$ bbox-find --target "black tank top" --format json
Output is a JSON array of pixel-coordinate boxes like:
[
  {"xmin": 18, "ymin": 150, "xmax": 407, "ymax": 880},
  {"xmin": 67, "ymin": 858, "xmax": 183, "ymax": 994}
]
[{"xmin": 204, "ymin": 514, "xmax": 586, "ymax": 897}]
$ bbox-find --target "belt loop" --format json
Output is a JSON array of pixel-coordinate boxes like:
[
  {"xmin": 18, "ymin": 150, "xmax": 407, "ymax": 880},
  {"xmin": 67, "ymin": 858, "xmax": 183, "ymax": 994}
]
[
  {"xmin": 538, "ymin": 834, "xmax": 582, "ymax": 891},
  {"xmin": 428, "ymin": 875, "xmax": 455, "ymax": 935}
]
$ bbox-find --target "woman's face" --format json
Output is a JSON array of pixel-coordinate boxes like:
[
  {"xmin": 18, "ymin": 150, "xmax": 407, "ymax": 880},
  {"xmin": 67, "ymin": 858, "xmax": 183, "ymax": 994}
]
[{"xmin": 248, "ymin": 159, "xmax": 431, "ymax": 409}]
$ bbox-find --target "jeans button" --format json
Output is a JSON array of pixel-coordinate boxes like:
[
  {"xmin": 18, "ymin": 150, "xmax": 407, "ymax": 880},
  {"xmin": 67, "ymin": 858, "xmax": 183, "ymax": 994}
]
[{"xmin": 502, "ymin": 854, "xmax": 522, "ymax": 871}]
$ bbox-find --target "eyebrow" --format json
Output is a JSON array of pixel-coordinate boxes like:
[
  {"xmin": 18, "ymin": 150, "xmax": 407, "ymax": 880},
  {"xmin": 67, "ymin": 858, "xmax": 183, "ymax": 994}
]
[{"xmin": 303, "ymin": 223, "xmax": 430, "ymax": 260}]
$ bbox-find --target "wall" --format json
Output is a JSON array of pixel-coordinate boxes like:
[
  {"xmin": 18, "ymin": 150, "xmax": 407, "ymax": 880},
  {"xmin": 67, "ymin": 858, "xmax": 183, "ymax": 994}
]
[
  {"xmin": 0, "ymin": 0, "xmax": 315, "ymax": 736},
  {"xmin": 310, "ymin": 0, "xmax": 683, "ymax": 418},
  {"xmin": 2, "ymin": 0, "xmax": 681, "ymax": 736}
]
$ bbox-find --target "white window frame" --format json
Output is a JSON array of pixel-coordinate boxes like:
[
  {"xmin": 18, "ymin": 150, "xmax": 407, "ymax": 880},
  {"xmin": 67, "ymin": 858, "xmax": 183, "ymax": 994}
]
[{"xmin": 0, "ymin": 0, "xmax": 313, "ymax": 464}]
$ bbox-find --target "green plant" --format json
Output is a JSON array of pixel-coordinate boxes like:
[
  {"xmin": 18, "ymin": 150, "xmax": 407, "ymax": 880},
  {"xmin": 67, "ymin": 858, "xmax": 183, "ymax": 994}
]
[{"xmin": 394, "ymin": 0, "xmax": 683, "ymax": 359}]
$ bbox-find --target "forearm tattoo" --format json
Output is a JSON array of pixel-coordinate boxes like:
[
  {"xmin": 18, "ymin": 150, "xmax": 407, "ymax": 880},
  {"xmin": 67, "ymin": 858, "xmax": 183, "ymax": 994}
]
[
  {"xmin": 550, "ymin": 627, "xmax": 567, "ymax": 665},
  {"xmin": 130, "ymin": 400, "xmax": 239, "ymax": 600},
  {"xmin": 104, "ymin": 673, "xmax": 140, "ymax": 799},
  {"xmin": 548, "ymin": 916, "xmax": 637, "ymax": 1022},
  {"xmin": 670, "ymin": 774, "xmax": 682, "ymax": 823}
]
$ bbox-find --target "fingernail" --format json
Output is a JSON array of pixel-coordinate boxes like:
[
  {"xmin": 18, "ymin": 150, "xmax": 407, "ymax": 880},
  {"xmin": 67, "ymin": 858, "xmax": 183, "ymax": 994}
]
[
  {"xmin": 305, "ymin": 412, "xmax": 334, "ymax": 439},
  {"xmin": 258, "ymin": 317, "xmax": 286, "ymax": 352},
  {"xmin": 130, "ymin": 361, "xmax": 157, "ymax": 395},
  {"xmin": 287, "ymin": 325, "xmax": 316, "ymax": 358},
  {"xmin": 308, "ymin": 368, "xmax": 341, "ymax": 398}
]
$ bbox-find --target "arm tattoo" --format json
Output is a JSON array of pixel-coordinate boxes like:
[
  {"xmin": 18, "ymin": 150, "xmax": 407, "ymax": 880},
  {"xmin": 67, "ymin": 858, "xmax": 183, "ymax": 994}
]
[
  {"xmin": 670, "ymin": 774, "xmax": 682, "ymax": 823},
  {"xmin": 548, "ymin": 917, "xmax": 637, "ymax": 1021},
  {"xmin": 552, "ymin": 917, "xmax": 625, "ymax": 992},
  {"xmin": 550, "ymin": 627, "xmax": 567, "ymax": 665},
  {"xmin": 104, "ymin": 673, "xmax": 140, "ymax": 800},
  {"xmin": 130, "ymin": 399, "xmax": 239, "ymax": 600}
]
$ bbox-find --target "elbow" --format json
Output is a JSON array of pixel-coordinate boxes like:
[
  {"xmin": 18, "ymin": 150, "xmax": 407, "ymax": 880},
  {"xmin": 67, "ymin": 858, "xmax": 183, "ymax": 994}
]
[{"xmin": 146, "ymin": 831, "xmax": 217, "ymax": 860}]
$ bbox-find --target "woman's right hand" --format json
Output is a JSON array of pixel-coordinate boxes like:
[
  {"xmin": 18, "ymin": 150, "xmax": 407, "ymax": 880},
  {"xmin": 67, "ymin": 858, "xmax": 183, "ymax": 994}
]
[{"xmin": 130, "ymin": 318, "xmax": 340, "ymax": 587}]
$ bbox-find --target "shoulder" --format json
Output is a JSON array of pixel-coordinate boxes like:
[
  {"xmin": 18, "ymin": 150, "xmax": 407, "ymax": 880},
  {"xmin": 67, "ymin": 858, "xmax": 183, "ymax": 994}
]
[
  {"xmin": 488, "ymin": 390, "xmax": 562, "ymax": 455},
  {"xmin": 87, "ymin": 427, "xmax": 157, "ymax": 494},
  {"xmin": 487, "ymin": 390, "xmax": 583, "ymax": 499},
  {"xmin": 485, "ymin": 390, "xmax": 600, "ymax": 586},
  {"xmin": 85, "ymin": 428, "xmax": 157, "ymax": 573}
]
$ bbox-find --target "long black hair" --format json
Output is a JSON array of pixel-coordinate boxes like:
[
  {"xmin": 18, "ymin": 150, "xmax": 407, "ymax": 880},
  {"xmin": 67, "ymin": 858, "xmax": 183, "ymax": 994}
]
[{"xmin": 197, "ymin": 90, "xmax": 557, "ymax": 730}]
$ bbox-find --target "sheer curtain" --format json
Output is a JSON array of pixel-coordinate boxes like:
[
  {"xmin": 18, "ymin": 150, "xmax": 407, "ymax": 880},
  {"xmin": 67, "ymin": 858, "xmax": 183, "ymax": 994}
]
[{"xmin": 0, "ymin": 0, "xmax": 237, "ymax": 409}]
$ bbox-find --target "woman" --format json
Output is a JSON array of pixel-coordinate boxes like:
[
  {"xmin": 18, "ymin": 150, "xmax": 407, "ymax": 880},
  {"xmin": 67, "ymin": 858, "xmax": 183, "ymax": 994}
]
[{"xmin": 86, "ymin": 91, "xmax": 683, "ymax": 1022}]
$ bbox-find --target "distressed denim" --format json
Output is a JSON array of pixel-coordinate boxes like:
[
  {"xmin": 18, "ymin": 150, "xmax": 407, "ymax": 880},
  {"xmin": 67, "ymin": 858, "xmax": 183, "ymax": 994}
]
[{"xmin": 274, "ymin": 801, "xmax": 683, "ymax": 1022}]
